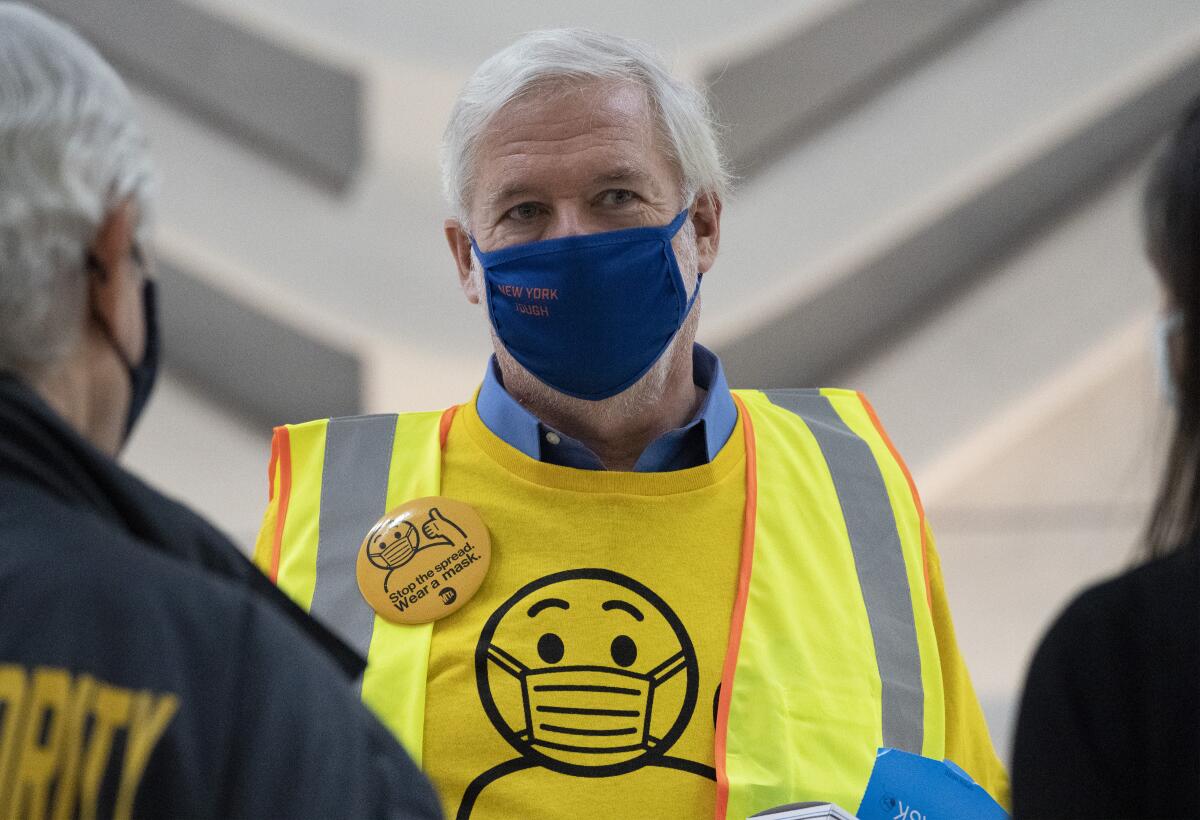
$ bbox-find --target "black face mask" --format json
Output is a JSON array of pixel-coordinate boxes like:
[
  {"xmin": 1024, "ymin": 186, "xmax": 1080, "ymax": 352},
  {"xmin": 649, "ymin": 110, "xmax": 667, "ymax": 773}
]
[{"xmin": 87, "ymin": 251, "xmax": 161, "ymax": 445}]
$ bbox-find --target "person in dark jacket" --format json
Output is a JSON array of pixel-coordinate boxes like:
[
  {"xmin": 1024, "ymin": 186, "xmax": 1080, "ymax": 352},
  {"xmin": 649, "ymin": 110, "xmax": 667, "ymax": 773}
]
[
  {"xmin": 1010, "ymin": 103, "xmax": 1200, "ymax": 819},
  {"xmin": 0, "ymin": 4, "xmax": 441, "ymax": 817}
]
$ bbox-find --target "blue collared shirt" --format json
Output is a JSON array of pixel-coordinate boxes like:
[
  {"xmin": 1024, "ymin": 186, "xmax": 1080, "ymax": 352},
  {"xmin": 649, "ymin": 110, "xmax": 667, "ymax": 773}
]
[{"xmin": 475, "ymin": 345, "xmax": 738, "ymax": 472}]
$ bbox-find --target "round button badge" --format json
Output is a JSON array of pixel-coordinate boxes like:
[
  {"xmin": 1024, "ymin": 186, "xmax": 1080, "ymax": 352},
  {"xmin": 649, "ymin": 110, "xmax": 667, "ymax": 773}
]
[{"xmin": 355, "ymin": 496, "xmax": 491, "ymax": 625}]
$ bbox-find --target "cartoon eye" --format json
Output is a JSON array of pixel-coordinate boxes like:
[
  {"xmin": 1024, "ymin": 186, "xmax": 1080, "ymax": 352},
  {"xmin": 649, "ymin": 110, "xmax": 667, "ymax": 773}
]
[
  {"xmin": 537, "ymin": 633, "xmax": 564, "ymax": 664},
  {"xmin": 610, "ymin": 635, "xmax": 637, "ymax": 668}
]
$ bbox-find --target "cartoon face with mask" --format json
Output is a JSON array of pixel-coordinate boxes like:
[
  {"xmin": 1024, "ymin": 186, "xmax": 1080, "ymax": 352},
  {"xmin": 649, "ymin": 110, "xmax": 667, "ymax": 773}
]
[{"xmin": 474, "ymin": 569, "xmax": 699, "ymax": 779}]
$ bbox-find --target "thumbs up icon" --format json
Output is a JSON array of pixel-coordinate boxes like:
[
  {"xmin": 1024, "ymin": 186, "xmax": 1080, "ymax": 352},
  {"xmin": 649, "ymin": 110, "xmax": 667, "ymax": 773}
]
[{"xmin": 420, "ymin": 507, "xmax": 468, "ymax": 550}]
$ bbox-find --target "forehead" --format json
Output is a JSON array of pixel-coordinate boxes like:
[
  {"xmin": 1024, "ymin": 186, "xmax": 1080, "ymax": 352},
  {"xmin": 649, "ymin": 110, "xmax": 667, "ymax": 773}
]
[{"xmin": 471, "ymin": 80, "xmax": 679, "ymax": 209}]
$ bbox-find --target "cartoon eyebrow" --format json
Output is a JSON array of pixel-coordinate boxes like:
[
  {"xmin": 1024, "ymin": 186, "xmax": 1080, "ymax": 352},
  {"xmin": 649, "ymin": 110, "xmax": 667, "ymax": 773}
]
[
  {"xmin": 527, "ymin": 598, "xmax": 570, "ymax": 618},
  {"xmin": 601, "ymin": 600, "xmax": 644, "ymax": 621}
]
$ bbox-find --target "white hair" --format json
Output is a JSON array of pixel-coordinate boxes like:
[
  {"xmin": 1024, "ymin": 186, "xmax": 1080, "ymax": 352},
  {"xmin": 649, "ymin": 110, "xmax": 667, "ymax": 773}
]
[
  {"xmin": 441, "ymin": 28, "xmax": 730, "ymax": 222},
  {"xmin": 0, "ymin": 2, "xmax": 154, "ymax": 377}
]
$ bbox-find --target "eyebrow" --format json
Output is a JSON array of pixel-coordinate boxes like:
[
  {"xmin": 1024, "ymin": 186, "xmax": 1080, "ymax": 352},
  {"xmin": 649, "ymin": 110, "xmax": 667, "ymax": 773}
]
[
  {"xmin": 483, "ymin": 166, "xmax": 655, "ymax": 211},
  {"xmin": 528, "ymin": 598, "xmax": 570, "ymax": 618},
  {"xmin": 591, "ymin": 166, "xmax": 652, "ymax": 187},
  {"xmin": 486, "ymin": 184, "xmax": 535, "ymax": 210},
  {"xmin": 602, "ymin": 600, "xmax": 644, "ymax": 621}
]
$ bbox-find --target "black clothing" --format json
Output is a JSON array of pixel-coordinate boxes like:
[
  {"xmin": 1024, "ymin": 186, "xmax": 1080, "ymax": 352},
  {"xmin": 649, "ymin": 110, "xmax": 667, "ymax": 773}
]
[
  {"xmin": 0, "ymin": 375, "xmax": 362, "ymax": 678},
  {"xmin": 1011, "ymin": 541, "xmax": 1200, "ymax": 819},
  {"xmin": 0, "ymin": 375, "xmax": 442, "ymax": 819}
]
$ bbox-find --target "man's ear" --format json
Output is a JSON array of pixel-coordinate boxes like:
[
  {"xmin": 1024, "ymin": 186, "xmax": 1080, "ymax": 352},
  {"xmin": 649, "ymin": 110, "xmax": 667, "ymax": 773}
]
[
  {"xmin": 444, "ymin": 219, "xmax": 480, "ymax": 304},
  {"xmin": 691, "ymin": 193, "xmax": 722, "ymax": 275},
  {"xmin": 89, "ymin": 199, "xmax": 137, "ymax": 322}
]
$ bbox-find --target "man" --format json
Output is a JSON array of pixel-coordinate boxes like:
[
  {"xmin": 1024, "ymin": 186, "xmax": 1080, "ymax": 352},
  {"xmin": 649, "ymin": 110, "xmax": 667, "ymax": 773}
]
[
  {"xmin": 0, "ymin": 5, "xmax": 441, "ymax": 817},
  {"xmin": 257, "ymin": 29, "xmax": 1008, "ymax": 819}
]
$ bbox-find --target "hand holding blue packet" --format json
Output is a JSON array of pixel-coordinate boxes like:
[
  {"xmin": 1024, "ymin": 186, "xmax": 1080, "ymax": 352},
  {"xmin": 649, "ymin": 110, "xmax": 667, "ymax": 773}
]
[{"xmin": 856, "ymin": 748, "xmax": 1009, "ymax": 820}]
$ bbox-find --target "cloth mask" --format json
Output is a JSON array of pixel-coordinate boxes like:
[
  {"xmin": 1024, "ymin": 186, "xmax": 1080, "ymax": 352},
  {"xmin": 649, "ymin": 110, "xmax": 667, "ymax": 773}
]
[
  {"xmin": 471, "ymin": 210, "xmax": 699, "ymax": 401},
  {"xmin": 1155, "ymin": 309, "xmax": 1183, "ymax": 407},
  {"xmin": 90, "ymin": 276, "xmax": 161, "ymax": 444}
]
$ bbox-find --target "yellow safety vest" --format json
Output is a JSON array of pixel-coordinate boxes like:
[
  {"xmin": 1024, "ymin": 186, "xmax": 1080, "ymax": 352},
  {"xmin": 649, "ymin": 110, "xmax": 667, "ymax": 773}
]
[{"xmin": 255, "ymin": 389, "xmax": 945, "ymax": 818}]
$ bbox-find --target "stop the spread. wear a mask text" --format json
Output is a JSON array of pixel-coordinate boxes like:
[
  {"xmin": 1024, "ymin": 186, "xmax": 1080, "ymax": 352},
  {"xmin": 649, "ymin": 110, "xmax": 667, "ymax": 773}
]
[{"xmin": 471, "ymin": 210, "xmax": 699, "ymax": 401}]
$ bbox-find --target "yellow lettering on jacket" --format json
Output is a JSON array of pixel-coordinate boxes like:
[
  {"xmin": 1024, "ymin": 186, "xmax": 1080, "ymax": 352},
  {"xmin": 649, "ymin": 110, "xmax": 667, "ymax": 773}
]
[
  {"xmin": 0, "ymin": 664, "xmax": 30, "ymax": 818},
  {"xmin": 0, "ymin": 664, "xmax": 179, "ymax": 820},
  {"xmin": 50, "ymin": 674, "xmax": 95, "ymax": 820},
  {"xmin": 115, "ymin": 690, "xmax": 179, "ymax": 819}
]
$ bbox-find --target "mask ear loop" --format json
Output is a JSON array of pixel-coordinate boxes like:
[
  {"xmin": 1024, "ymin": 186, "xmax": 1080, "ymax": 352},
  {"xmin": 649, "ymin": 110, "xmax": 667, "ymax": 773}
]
[
  {"xmin": 485, "ymin": 642, "xmax": 529, "ymax": 680},
  {"xmin": 637, "ymin": 649, "xmax": 689, "ymax": 752},
  {"xmin": 1157, "ymin": 309, "xmax": 1185, "ymax": 406},
  {"xmin": 85, "ymin": 252, "xmax": 138, "ymax": 373},
  {"xmin": 85, "ymin": 242, "xmax": 150, "ymax": 371},
  {"xmin": 487, "ymin": 643, "xmax": 534, "ymax": 742},
  {"xmin": 646, "ymin": 650, "xmax": 688, "ymax": 688}
]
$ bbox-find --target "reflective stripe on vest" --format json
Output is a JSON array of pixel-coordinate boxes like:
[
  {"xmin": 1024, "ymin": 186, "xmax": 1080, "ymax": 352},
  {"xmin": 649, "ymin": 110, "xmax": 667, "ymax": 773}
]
[
  {"xmin": 255, "ymin": 410, "xmax": 447, "ymax": 763},
  {"xmin": 312, "ymin": 414, "xmax": 397, "ymax": 671},
  {"xmin": 255, "ymin": 390, "xmax": 943, "ymax": 816},
  {"xmin": 764, "ymin": 389, "xmax": 924, "ymax": 752},
  {"xmin": 716, "ymin": 390, "xmax": 943, "ymax": 818}
]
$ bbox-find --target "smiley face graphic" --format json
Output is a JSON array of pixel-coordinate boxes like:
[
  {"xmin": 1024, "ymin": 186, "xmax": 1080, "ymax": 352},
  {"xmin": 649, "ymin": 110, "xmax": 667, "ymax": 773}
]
[{"xmin": 474, "ymin": 568, "xmax": 699, "ymax": 778}]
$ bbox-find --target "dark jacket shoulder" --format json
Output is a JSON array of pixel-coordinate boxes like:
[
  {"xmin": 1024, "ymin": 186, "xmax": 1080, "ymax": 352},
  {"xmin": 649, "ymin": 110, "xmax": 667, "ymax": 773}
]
[
  {"xmin": 0, "ymin": 376, "xmax": 440, "ymax": 818},
  {"xmin": 1012, "ymin": 544, "xmax": 1200, "ymax": 819},
  {"xmin": 0, "ymin": 480, "xmax": 441, "ymax": 819}
]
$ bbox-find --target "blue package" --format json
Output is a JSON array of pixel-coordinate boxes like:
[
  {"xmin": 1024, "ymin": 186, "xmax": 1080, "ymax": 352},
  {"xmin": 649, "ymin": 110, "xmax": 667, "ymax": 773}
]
[{"xmin": 855, "ymin": 748, "xmax": 1008, "ymax": 820}]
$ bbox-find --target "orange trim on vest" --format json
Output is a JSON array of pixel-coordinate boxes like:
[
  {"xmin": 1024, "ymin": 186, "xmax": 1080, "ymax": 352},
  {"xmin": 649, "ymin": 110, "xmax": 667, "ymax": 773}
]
[
  {"xmin": 439, "ymin": 405, "xmax": 460, "ymax": 451},
  {"xmin": 714, "ymin": 394, "xmax": 759, "ymax": 820},
  {"xmin": 267, "ymin": 437, "xmax": 279, "ymax": 502},
  {"xmin": 269, "ymin": 425, "xmax": 293, "ymax": 584},
  {"xmin": 857, "ymin": 392, "xmax": 932, "ymax": 610}
]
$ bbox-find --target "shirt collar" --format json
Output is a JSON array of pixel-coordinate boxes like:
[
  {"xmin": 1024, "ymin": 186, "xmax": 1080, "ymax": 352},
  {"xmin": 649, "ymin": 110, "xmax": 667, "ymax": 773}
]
[{"xmin": 475, "ymin": 344, "xmax": 737, "ymax": 472}]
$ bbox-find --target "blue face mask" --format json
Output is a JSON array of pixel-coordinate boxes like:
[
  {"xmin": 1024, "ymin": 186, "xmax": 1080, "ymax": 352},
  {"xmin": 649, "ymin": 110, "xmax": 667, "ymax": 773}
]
[
  {"xmin": 470, "ymin": 209, "xmax": 698, "ymax": 401},
  {"xmin": 1156, "ymin": 309, "xmax": 1184, "ymax": 407}
]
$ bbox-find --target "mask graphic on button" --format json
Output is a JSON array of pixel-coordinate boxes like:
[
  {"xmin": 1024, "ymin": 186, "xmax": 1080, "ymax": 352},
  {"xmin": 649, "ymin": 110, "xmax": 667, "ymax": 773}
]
[
  {"xmin": 460, "ymin": 569, "xmax": 710, "ymax": 820},
  {"xmin": 471, "ymin": 210, "xmax": 699, "ymax": 401},
  {"xmin": 366, "ymin": 506, "xmax": 466, "ymax": 570},
  {"xmin": 356, "ymin": 497, "xmax": 491, "ymax": 625}
]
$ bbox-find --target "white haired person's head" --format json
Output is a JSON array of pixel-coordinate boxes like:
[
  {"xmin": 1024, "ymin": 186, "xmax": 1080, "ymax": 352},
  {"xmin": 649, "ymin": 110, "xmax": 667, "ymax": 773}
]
[
  {"xmin": 440, "ymin": 28, "xmax": 729, "ymax": 225},
  {"xmin": 0, "ymin": 2, "xmax": 154, "ymax": 378}
]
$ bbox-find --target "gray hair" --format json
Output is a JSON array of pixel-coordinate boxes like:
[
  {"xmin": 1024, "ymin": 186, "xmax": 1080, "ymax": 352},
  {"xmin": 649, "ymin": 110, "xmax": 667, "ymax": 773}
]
[
  {"xmin": 0, "ymin": 2, "xmax": 154, "ymax": 377},
  {"xmin": 441, "ymin": 28, "xmax": 730, "ymax": 222}
]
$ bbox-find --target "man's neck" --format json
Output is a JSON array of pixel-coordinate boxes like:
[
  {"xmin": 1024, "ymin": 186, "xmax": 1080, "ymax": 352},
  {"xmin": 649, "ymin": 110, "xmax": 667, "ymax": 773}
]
[
  {"xmin": 505, "ymin": 351, "xmax": 705, "ymax": 471},
  {"xmin": 31, "ymin": 346, "xmax": 124, "ymax": 457}
]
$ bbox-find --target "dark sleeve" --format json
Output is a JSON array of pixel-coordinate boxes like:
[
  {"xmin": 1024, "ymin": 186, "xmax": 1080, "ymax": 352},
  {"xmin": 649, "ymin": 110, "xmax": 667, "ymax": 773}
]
[
  {"xmin": 166, "ymin": 497, "xmax": 368, "ymax": 680},
  {"xmin": 1012, "ymin": 550, "xmax": 1200, "ymax": 820},
  {"xmin": 1010, "ymin": 587, "xmax": 1126, "ymax": 819},
  {"xmin": 215, "ymin": 596, "xmax": 443, "ymax": 820}
]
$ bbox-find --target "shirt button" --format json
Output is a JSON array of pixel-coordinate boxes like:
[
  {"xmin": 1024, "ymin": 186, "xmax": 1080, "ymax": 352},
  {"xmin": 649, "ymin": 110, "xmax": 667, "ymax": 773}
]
[{"xmin": 545, "ymin": 432, "xmax": 561, "ymax": 446}]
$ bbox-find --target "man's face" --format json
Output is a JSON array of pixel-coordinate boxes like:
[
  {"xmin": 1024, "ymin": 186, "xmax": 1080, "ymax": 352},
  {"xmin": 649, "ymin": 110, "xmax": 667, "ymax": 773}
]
[
  {"xmin": 466, "ymin": 79, "xmax": 684, "ymax": 254},
  {"xmin": 442, "ymin": 78, "xmax": 721, "ymax": 418}
]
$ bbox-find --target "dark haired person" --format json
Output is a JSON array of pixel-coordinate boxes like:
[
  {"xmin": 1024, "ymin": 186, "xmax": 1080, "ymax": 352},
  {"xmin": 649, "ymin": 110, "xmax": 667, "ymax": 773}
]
[
  {"xmin": 1010, "ymin": 108, "xmax": 1200, "ymax": 818},
  {"xmin": 0, "ymin": 5, "xmax": 440, "ymax": 816}
]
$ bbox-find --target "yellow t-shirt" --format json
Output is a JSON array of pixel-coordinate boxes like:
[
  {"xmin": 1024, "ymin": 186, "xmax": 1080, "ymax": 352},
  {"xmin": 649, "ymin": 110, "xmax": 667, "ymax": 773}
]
[{"xmin": 423, "ymin": 401, "xmax": 744, "ymax": 819}]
